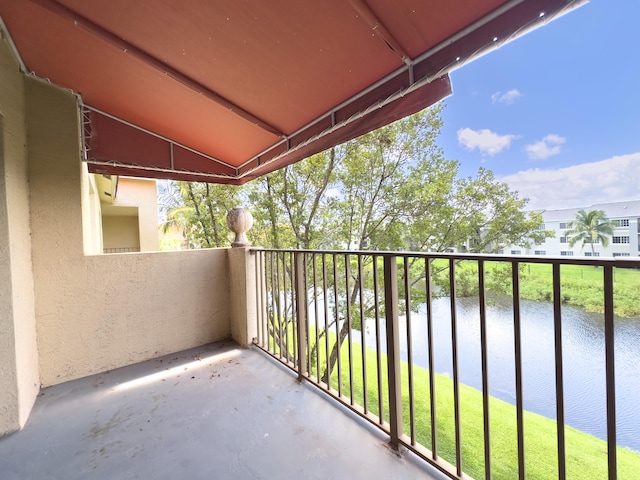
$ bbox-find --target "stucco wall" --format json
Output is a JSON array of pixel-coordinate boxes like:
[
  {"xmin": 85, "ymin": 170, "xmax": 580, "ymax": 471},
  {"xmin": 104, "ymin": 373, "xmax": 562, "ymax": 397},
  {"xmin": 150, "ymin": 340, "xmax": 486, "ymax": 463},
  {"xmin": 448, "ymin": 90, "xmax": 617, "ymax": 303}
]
[
  {"xmin": 0, "ymin": 37, "xmax": 39, "ymax": 434},
  {"xmin": 111, "ymin": 177, "xmax": 159, "ymax": 252},
  {"xmin": 26, "ymin": 77, "xmax": 231, "ymax": 387},
  {"xmin": 102, "ymin": 214, "xmax": 141, "ymax": 251},
  {"xmin": 81, "ymin": 170, "xmax": 104, "ymax": 255}
]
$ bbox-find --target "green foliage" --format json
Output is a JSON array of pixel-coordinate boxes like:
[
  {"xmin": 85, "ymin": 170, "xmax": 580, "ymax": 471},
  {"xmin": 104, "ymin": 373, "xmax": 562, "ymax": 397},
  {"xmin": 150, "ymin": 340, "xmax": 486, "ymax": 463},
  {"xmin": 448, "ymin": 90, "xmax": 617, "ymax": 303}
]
[
  {"xmin": 160, "ymin": 181, "xmax": 241, "ymax": 248},
  {"xmin": 424, "ymin": 261, "xmax": 640, "ymax": 318},
  {"xmin": 518, "ymin": 263, "xmax": 640, "ymax": 317}
]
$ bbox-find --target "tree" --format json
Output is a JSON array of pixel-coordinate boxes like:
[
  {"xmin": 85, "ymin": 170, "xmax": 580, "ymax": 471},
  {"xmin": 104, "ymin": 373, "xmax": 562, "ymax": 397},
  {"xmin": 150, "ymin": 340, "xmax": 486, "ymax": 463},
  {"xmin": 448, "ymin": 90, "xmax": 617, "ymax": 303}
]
[
  {"xmin": 157, "ymin": 104, "xmax": 552, "ymax": 383},
  {"xmin": 565, "ymin": 209, "xmax": 615, "ymax": 255},
  {"xmin": 247, "ymin": 149, "xmax": 339, "ymax": 249},
  {"xmin": 161, "ymin": 181, "xmax": 242, "ymax": 248}
]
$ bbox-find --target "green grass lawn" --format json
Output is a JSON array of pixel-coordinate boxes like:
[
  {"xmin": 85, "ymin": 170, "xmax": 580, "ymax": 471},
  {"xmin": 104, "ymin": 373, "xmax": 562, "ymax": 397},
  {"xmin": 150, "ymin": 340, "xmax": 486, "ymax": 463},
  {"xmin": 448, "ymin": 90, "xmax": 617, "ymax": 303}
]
[
  {"xmin": 447, "ymin": 260, "xmax": 640, "ymax": 318},
  {"xmin": 299, "ymin": 330, "xmax": 640, "ymax": 480},
  {"xmin": 518, "ymin": 263, "xmax": 640, "ymax": 317}
]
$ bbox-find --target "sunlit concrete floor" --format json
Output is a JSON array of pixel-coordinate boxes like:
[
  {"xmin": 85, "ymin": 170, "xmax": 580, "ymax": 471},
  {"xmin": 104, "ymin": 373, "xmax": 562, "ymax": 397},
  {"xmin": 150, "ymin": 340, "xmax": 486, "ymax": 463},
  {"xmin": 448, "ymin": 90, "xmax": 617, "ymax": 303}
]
[{"xmin": 0, "ymin": 340, "xmax": 446, "ymax": 480}]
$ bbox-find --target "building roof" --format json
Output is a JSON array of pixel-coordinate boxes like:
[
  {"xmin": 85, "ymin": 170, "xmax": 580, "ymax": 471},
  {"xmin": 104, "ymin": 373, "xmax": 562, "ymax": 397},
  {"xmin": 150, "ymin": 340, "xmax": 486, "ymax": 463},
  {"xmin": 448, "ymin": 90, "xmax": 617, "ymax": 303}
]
[
  {"xmin": 0, "ymin": 0, "xmax": 585, "ymax": 184},
  {"xmin": 541, "ymin": 200, "xmax": 640, "ymax": 222}
]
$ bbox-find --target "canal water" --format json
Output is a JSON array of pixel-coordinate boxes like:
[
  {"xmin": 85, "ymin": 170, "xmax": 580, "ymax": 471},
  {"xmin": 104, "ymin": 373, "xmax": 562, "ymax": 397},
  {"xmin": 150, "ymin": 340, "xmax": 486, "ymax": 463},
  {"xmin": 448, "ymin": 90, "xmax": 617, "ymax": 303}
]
[{"xmin": 362, "ymin": 296, "xmax": 640, "ymax": 452}]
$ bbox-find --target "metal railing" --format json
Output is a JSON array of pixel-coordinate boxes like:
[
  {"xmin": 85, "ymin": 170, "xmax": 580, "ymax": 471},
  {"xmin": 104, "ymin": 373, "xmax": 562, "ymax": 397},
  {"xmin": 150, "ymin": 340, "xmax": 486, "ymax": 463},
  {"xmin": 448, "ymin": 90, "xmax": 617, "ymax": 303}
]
[{"xmin": 251, "ymin": 248, "xmax": 640, "ymax": 480}]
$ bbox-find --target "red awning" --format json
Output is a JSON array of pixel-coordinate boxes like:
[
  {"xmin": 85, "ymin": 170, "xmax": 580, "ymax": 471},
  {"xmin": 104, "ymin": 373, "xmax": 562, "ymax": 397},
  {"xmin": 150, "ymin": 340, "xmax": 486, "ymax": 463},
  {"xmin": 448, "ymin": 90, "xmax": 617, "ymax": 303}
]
[{"xmin": 0, "ymin": 0, "xmax": 584, "ymax": 184}]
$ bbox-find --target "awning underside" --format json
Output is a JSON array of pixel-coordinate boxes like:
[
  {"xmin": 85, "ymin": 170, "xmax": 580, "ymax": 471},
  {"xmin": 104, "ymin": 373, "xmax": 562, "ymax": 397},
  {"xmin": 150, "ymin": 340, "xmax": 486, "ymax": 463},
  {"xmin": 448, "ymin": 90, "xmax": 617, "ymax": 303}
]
[{"xmin": 0, "ymin": 0, "xmax": 583, "ymax": 184}]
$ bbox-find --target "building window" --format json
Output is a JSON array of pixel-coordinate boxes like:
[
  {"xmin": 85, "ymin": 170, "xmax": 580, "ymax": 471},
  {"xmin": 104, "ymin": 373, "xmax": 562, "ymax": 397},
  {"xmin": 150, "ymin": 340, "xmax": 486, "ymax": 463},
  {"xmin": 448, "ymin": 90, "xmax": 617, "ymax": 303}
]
[
  {"xmin": 511, "ymin": 250, "xmax": 521, "ymax": 255},
  {"xmin": 584, "ymin": 252, "xmax": 600, "ymax": 257},
  {"xmin": 537, "ymin": 224, "xmax": 546, "ymax": 230},
  {"xmin": 559, "ymin": 222, "xmax": 567, "ymax": 229},
  {"xmin": 613, "ymin": 236, "xmax": 630, "ymax": 244},
  {"xmin": 560, "ymin": 237, "xmax": 568, "ymax": 243},
  {"xmin": 613, "ymin": 252, "xmax": 630, "ymax": 257},
  {"xmin": 613, "ymin": 219, "xmax": 630, "ymax": 227},
  {"xmin": 560, "ymin": 251, "xmax": 574, "ymax": 256},
  {"xmin": 534, "ymin": 250, "xmax": 546, "ymax": 255}
]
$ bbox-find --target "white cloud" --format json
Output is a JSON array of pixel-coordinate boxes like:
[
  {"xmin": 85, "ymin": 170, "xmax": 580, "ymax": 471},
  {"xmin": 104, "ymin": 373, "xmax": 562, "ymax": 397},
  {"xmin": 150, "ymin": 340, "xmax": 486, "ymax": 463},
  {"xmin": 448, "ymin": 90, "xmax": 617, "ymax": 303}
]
[
  {"xmin": 525, "ymin": 134, "xmax": 566, "ymax": 160},
  {"xmin": 457, "ymin": 128, "xmax": 518, "ymax": 156},
  {"xmin": 499, "ymin": 152, "xmax": 640, "ymax": 210},
  {"xmin": 491, "ymin": 89, "xmax": 522, "ymax": 105}
]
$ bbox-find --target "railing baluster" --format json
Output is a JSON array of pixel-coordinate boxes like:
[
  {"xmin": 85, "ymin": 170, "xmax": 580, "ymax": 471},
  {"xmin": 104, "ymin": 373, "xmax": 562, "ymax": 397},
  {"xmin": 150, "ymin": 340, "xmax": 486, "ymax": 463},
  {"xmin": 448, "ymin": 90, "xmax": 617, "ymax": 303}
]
[
  {"xmin": 358, "ymin": 254, "xmax": 368, "ymax": 414},
  {"xmin": 254, "ymin": 250, "xmax": 261, "ymax": 346},
  {"xmin": 260, "ymin": 251, "xmax": 267, "ymax": 347},
  {"xmin": 512, "ymin": 261, "xmax": 525, "ymax": 480},
  {"xmin": 604, "ymin": 265, "xmax": 617, "ymax": 480},
  {"xmin": 268, "ymin": 251, "xmax": 275, "ymax": 353},
  {"xmin": 313, "ymin": 253, "xmax": 321, "ymax": 382},
  {"xmin": 276, "ymin": 252, "xmax": 284, "ymax": 358},
  {"xmin": 295, "ymin": 252, "xmax": 307, "ymax": 381},
  {"xmin": 373, "ymin": 255, "xmax": 384, "ymax": 426},
  {"xmin": 384, "ymin": 254, "xmax": 403, "ymax": 450},
  {"xmin": 425, "ymin": 258, "xmax": 438, "ymax": 458},
  {"xmin": 333, "ymin": 253, "xmax": 342, "ymax": 397},
  {"xmin": 404, "ymin": 256, "xmax": 416, "ymax": 445},
  {"xmin": 322, "ymin": 254, "xmax": 331, "ymax": 391},
  {"xmin": 553, "ymin": 263, "xmax": 566, "ymax": 480},
  {"xmin": 449, "ymin": 258, "xmax": 462, "ymax": 476},
  {"xmin": 478, "ymin": 260, "xmax": 492, "ymax": 480},
  {"xmin": 345, "ymin": 254, "xmax": 354, "ymax": 404},
  {"xmin": 304, "ymin": 253, "xmax": 311, "ymax": 377},
  {"xmin": 290, "ymin": 252, "xmax": 297, "ymax": 368}
]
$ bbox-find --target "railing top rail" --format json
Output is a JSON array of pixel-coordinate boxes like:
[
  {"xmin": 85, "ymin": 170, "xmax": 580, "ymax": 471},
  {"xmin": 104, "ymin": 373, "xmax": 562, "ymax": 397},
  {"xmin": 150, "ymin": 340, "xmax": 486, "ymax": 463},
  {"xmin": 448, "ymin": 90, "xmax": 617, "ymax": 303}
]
[{"xmin": 249, "ymin": 247, "xmax": 640, "ymax": 269}]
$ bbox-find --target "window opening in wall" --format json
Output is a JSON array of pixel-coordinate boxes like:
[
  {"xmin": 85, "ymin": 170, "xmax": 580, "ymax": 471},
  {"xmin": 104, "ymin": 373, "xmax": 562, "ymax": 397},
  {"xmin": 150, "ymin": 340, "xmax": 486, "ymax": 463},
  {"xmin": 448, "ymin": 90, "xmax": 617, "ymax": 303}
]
[
  {"xmin": 584, "ymin": 252, "xmax": 600, "ymax": 257},
  {"xmin": 613, "ymin": 236, "xmax": 630, "ymax": 244},
  {"xmin": 561, "ymin": 251, "xmax": 574, "ymax": 256},
  {"xmin": 613, "ymin": 252, "xmax": 631, "ymax": 257},
  {"xmin": 534, "ymin": 250, "xmax": 546, "ymax": 255},
  {"xmin": 613, "ymin": 219, "xmax": 630, "ymax": 227}
]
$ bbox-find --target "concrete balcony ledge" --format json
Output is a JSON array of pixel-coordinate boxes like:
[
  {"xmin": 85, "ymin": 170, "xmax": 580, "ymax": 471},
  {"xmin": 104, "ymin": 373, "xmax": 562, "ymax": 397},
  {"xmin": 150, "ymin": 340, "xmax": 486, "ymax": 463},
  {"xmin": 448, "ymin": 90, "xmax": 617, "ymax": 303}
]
[{"xmin": 0, "ymin": 340, "xmax": 444, "ymax": 480}]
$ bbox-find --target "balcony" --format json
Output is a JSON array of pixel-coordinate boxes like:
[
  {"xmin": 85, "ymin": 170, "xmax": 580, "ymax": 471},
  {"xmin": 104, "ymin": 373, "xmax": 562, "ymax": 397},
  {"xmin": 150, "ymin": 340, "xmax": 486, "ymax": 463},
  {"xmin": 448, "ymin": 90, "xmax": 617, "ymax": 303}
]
[
  {"xmin": 0, "ymin": 3, "xmax": 632, "ymax": 478},
  {"xmin": 0, "ymin": 339, "xmax": 444, "ymax": 480},
  {"xmin": 1, "ymin": 242, "xmax": 638, "ymax": 479}
]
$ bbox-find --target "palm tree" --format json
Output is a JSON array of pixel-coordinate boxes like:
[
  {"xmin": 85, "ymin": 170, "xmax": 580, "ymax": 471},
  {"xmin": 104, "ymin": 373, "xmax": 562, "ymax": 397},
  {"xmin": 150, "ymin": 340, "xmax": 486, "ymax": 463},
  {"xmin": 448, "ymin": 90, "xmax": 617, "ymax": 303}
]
[{"xmin": 565, "ymin": 209, "xmax": 615, "ymax": 255}]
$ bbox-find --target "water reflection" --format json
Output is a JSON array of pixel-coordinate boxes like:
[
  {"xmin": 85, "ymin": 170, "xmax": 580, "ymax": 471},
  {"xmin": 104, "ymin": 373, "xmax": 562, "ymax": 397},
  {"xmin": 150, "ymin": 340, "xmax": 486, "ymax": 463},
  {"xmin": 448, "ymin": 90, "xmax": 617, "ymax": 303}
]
[{"xmin": 362, "ymin": 296, "xmax": 640, "ymax": 452}]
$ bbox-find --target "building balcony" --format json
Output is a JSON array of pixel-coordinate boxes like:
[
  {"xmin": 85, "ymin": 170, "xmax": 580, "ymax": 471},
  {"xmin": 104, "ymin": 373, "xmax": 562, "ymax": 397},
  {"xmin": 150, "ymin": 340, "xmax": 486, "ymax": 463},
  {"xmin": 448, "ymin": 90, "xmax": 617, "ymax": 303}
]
[
  {"xmin": 0, "ymin": 339, "xmax": 443, "ymax": 480},
  {"xmin": 3, "ymin": 242, "xmax": 638, "ymax": 480}
]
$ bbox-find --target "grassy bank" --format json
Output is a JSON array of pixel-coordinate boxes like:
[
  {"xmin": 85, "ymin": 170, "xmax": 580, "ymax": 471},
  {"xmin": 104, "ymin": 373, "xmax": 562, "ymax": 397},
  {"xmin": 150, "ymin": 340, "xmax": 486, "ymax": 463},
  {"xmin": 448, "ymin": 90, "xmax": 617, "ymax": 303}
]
[
  {"xmin": 449, "ymin": 261, "xmax": 640, "ymax": 318},
  {"xmin": 304, "ymin": 333, "xmax": 640, "ymax": 479},
  {"xmin": 518, "ymin": 263, "xmax": 640, "ymax": 317}
]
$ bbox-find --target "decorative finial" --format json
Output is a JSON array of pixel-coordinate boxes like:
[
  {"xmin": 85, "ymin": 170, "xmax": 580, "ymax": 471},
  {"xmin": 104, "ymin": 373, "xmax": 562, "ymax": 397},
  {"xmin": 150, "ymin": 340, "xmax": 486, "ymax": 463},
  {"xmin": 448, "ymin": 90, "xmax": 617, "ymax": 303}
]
[{"xmin": 226, "ymin": 208, "xmax": 253, "ymax": 247}]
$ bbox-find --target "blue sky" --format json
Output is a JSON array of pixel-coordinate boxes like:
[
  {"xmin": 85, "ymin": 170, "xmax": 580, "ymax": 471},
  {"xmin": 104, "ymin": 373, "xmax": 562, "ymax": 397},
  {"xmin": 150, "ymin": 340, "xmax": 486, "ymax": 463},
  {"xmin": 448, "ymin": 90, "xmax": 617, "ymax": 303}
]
[{"xmin": 438, "ymin": 1, "xmax": 640, "ymax": 211}]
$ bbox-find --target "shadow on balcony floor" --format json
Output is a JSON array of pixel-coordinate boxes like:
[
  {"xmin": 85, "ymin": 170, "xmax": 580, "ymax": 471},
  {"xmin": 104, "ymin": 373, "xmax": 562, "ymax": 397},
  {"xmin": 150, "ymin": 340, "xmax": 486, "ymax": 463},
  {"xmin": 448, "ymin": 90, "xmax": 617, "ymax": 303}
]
[{"xmin": 0, "ymin": 339, "xmax": 445, "ymax": 479}]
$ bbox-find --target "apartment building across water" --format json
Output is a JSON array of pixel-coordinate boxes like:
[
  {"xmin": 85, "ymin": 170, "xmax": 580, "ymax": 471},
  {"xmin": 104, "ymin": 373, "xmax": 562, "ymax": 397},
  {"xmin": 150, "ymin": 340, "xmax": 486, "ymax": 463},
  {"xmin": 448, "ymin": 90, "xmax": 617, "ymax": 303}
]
[{"xmin": 510, "ymin": 201, "xmax": 640, "ymax": 258}]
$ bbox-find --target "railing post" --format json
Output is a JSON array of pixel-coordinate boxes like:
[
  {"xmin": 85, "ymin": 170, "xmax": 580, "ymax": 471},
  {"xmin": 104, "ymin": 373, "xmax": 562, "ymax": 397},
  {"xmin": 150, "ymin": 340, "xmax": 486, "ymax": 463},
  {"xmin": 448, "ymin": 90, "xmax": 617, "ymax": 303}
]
[
  {"xmin": 295, "ymin": 252, "xmax": 308, "ymax": 381},
  {"xmin": 384, "ymin": 254, "xmax": 403, "ymax": 450}
]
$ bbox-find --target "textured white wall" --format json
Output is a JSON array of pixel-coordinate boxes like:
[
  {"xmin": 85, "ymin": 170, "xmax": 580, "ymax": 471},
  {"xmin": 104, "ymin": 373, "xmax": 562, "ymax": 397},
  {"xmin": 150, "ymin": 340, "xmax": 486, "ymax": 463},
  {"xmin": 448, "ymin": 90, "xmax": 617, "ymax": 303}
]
[
  {"xmin": 0, "ymin": 36, "xmax": 39, "ymax": 434},
  {"xmin": 26, "ymin": 77, "xmax": 231, "ymax": 387}
]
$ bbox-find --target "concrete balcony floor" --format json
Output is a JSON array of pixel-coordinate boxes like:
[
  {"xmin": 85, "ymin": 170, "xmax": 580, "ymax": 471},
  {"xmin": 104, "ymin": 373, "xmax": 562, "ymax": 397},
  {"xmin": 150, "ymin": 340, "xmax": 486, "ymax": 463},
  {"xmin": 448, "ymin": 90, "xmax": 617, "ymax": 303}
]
[{"xmin": 0, "ymin": 340, "xmax": 445, "ymax": 480}]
